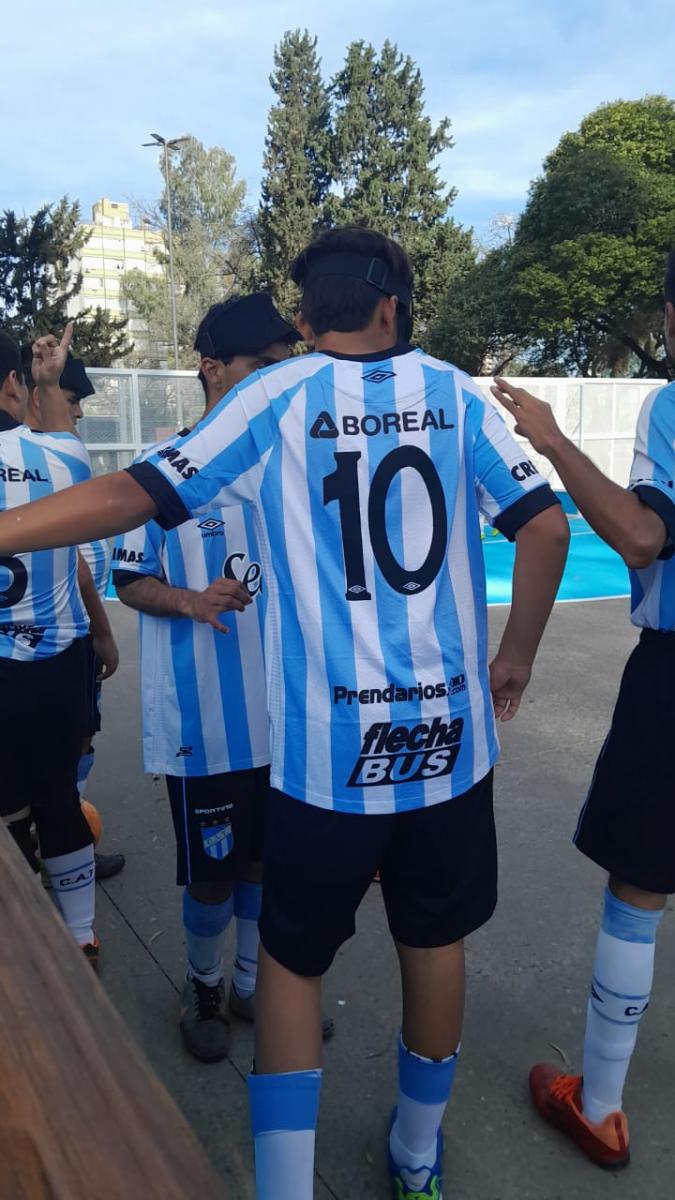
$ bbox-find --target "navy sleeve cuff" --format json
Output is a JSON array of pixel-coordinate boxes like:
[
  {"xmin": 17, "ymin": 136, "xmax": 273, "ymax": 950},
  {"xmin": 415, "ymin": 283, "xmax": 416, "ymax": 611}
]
[
  {"xmin": 126, "ymin": 462, "xmax": 191, "ymax": 531},
  {"xmin": 113, "ymin": 569, "xmax": 144, "ymax": 589},
  {"xmin": 493, "ymin": 485, "xmax": 561, "ymax": 542},
  {"xmin": 634, "ymin": 485, "xmax": 675, "ymax": 560}
]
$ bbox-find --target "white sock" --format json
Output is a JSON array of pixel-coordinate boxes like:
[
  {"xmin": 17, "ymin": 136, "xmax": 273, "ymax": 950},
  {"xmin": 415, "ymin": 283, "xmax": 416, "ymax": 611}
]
[
  {"xmin": 43, "ymin": 846, "xmax": 96, "ymax": 945},
  {"xmin": 232, "ymin": 880, "xmax": 261, "ymax": 998},
  {"xmin": 581, "ymin": 888, "xmax": 662, "ymax": 1124},
  {"xmin": 182, "ymin": 890, "xmax": 233, "ymax": 988},
  {"xmin": 390, "ymin": 1036, "xmax": 458, "ymax": 1177}
]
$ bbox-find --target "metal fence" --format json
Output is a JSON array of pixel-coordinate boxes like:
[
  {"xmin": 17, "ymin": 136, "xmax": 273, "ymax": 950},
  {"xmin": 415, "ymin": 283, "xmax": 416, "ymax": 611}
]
[{"xmin": 80, "ymin": 368, "xmax": 660, "ymax": 487}]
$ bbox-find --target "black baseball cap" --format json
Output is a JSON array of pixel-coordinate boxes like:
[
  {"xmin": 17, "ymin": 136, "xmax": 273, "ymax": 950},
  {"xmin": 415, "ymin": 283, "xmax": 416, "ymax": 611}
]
[
  {"xmin": 194, "ymin": 293, "xmax": 299, "ymax": 360},
  {"xmin": 60, "ymin": 354, "xmax": 95, "ymax": 400}
]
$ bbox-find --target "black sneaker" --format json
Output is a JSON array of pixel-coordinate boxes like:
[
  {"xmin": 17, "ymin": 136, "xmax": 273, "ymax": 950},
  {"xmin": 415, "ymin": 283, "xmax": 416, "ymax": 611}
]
[
  {"xmin": 94, "ymin": 851, "xmax": 126, "ymax": 881},
  {"xmin": 180, "ymin": 976, "xmax": 231, "ymax": 1063}
]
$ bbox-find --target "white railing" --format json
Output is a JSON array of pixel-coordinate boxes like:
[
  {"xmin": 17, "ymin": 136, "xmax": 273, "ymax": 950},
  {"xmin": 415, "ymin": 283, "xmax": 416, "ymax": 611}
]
[{"xmin": 80, "ymin": 368, "xmax": 660, "ymax": 486}]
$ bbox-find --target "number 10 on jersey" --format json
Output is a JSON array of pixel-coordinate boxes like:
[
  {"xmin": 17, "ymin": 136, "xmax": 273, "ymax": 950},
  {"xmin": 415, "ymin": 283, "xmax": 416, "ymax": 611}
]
[{"xmin": 323, "ymin": 448, "xmax": 448, "ymax": 601}]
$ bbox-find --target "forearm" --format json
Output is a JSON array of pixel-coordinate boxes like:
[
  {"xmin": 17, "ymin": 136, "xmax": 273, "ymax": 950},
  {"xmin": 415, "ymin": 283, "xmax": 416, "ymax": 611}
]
[
  {"xmin": 77, "ymin": 554, "xmax": 113, "ymax": 640},
  {"xmin": 116, "ymin": 574, "xmax": 196, "ymax": 619},
  {"xmin": 546, "ymin": 434, "xmax": 665, "ymax": 567},
  {"xmin": 0, "ymin": 472, "xmax": 157, "ymax": 554},
  {"xmin": 37, "ymin": 383, "xmax": 77, "ymax": 433},
  {"xmin": 498, "ymin": 515, "xmax": 569, "ymax": 666}
]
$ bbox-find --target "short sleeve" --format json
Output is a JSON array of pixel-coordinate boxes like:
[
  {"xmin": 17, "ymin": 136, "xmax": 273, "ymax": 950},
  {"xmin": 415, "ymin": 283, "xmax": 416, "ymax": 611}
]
[
  {"xmin": 628, "ymin": 383, "xmax": 675, "ymax": 546},
  {"xmin": 468, "ymin": 389, "xmax": 560, "ymax": 540},
  {"xmin": 125, "ymin": 382, "xmax": 271, "ymax": 530},
  {"xmin": 112, "ymin": 520, "xmax": 164, "ymax": 585}
]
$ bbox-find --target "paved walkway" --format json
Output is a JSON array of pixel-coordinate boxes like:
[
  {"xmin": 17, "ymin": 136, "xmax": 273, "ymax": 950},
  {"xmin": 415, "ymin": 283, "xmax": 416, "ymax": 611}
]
[{"xmin": 92, "ymin": 600, "xmax": 674, "ymax": 1199}]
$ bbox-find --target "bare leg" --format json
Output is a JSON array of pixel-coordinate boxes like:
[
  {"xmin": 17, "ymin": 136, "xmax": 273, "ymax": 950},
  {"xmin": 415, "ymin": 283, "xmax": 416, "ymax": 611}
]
[
  {"xmin": 255, "ymin": 944, "xmax": 323, "ymax": 1073},
  {"xmin": 397, "ymin": 939, "xmax": 465, "ymax": 1059}
]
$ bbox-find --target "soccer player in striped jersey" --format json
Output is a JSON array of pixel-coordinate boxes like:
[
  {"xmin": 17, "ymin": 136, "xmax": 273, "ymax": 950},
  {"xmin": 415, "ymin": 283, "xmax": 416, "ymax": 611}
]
[
  {"xmin": 0, "ymin": 326, "xmax": 116, "ymax": 970},
  {"xmin": 113, "ymin": 294, "xmax": 301, "ymax": 1062},
  {"xmin": 492, "ymin": 249, "xmax": 675, "ymax": 1171},
  {"xmin": 0, "ymin": 230, "xmax": 570, "ymax": 1198},
  {"xmin": 21, "ymin": 346, "xmax": 124, "ymax": 883}
]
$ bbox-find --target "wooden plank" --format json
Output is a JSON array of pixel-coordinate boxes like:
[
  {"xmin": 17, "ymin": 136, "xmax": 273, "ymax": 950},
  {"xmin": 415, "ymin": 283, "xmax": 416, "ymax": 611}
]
[{"xmin": 0, "ymin": 824, "xmax": 226, "ymax": 1200}]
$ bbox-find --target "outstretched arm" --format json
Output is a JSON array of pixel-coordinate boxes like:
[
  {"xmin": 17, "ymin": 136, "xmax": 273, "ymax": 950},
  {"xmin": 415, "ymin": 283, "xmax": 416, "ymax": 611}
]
[
  {"xmin": 491, "ymin": 379, "xmax": 668, "ymax": 569},
  {"xmin": 0, "ymin": 472, "xmax": 157, "ymax": 555}
]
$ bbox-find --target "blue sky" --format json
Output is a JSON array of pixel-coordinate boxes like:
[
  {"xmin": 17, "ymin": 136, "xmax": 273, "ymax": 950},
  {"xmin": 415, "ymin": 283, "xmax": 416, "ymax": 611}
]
[{"xmin": 3, "ymin": 0, "xmax": 673, "ymax": 240}]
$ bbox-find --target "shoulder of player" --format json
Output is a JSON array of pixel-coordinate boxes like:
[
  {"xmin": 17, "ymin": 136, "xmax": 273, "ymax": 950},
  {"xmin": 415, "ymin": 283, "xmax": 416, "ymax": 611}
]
[
  {"xmin": 644, "ymin": 380, "xmax": 675, "ymax": 430},
  {"xmin": 236, "ymin": 352, "xmax": 332, "ymax": 403},
  {"xmin": 411, "ymin": 349, "xmax": 481, "ymax": 396}
]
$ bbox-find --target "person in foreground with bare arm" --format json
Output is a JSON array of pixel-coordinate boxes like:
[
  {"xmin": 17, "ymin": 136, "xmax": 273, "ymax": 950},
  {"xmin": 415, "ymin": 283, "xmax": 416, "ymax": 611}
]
[
  {"xmin": 0, "ymin": 229, "xmax": 569, "ymax": 1199},
  {"xmin": 490, "ymin": 247, "xmax": 675, "ymax": 1172}
]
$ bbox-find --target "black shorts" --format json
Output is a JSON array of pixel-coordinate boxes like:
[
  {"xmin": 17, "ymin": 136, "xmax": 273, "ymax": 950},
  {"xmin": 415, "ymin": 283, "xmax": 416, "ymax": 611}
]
[
  {"xmin": 259, "ymin": 771, "xmax": 496, "ymax": 977},
  {"xmin": 0, "ymin": 638, "xmax": 91, "ymax": 859},
  {"xmin": 82, "ymin": 634, "xmax": 103, "ymax": 738},
  {"xmin": 166, "ymin": 766, "xmax": 270, "ymax": 886},
  {"xmin": 575, "ymin": 630, "xmax": 675, "ymax": 893}
]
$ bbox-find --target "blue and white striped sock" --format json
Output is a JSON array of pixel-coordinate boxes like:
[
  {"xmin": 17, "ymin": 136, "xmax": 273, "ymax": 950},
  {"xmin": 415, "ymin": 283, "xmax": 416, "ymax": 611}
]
[
  {"xmin": 582, "ymin": 887, "xmax": 663, "ymax": 1123},
  {"xmin": 389, "ymin": 1035, "xmax": 458, "ymax": 1177},
  {"xmin": 248, "ymin": 1069, "xmax": 322, "ymax": 1200},
  {"xmin": 182, "ymin": 890, "xmax": 233, "ymax": 988},
  {"xmin": 232, "ymin": 880, "xmax": 261, "ymax": 998}
]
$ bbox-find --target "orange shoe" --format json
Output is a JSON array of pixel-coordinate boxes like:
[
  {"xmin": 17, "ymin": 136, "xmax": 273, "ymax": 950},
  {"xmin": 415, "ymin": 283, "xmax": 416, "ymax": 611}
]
[
  {"xmin": 81, "ymin": 935, "xmax": 101, "ymax": 974},
  {"xmin": 529, "ymin": 1064, "xmax": 629, "ymax": 1169}
]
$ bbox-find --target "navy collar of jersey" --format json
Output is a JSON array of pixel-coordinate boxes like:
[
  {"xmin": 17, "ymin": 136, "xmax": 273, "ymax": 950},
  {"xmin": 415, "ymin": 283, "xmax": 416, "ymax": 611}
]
[
  {"xmin": 0, "ymin": 409, "xmax": 20, "ymax": 431},
  {"xmin": 321, "ymin": 342, "xmax": 414, "ymax": 363}
]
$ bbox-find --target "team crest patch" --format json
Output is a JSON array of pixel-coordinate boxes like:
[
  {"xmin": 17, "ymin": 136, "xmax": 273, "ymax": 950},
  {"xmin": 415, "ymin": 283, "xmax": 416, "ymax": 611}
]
[{"xmin": 200, "ymin": 823, "xmax": 233, "ymax": 860}]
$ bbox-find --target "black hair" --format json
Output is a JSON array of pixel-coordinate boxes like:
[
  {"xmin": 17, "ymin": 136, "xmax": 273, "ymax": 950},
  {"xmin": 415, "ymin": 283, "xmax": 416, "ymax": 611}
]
[
  {"xmin": 20, "ymin": 343, "xmax": 35, "ymax": 391},
  {"xmin": 0, "ymin": 330, "xmax": 23, "ymax": 390},
  {"xmin": 290, "ymin": 226, "xmax": 414, "ymax": 339},
  {"xmin": 665, "ymin": 248, "xmax": 675, "ymax": 308}
]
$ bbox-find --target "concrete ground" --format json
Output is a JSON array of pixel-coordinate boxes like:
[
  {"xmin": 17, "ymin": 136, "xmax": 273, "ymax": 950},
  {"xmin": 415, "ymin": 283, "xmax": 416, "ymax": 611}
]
[{"xmin": 91, "ymin": 599, "xmax": 674, "ymax": 1200}]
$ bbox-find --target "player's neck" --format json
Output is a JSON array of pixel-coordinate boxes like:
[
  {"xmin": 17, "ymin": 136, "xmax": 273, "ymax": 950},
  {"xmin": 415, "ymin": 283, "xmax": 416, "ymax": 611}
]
[{"xmin": 314, "ymin": 330, "xmax": 398, "ymax": 357}]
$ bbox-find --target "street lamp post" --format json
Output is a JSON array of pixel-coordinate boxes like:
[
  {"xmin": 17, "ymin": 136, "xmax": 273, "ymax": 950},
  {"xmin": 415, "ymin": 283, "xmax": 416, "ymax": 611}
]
[{"xmin": 143, "ymin": 132, "xmax": 189, "ymax": 367}]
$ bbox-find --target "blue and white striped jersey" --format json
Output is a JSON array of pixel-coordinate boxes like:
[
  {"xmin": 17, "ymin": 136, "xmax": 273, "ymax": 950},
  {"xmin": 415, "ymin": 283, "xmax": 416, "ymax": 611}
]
[
  {"xmin": 628, "ymin": 381, "xmax": 675, "ymax": 632},
  {"xmin": 79, "ymin": 539, "xmax": 112, "ymax": 600},
  {"xmin": 128, "ymin": 346, "xmax": 558, "ymax": 814},
  {"xmin": 0, "ymin": 420, "xmax": 91, "ymax": 660},
  {"xmin": 115, "ymin": 434, "xmax": 269, "ymax": 777}
]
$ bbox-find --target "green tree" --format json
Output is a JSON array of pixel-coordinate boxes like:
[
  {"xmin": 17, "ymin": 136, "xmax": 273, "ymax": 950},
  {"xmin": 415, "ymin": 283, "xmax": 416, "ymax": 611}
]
[
  {"xmin": 428, "ymin": 248, "xmax": 524, "ymax": 375},
  {"xmin": 330, "ymin": 40, "xmax": 474, "ymax": 337},
  {"xmin": 510, "ymin": 96, "xmax": 675, "ymax": 377},
  {"xmin": 0, "ymin": 198, "xmax": 132, "ymax": 362},
  {"xmin": 123, "ymin": 136, "xmax": 249, "ymax": 366},
  {"xmin": 252, "ymin": 30, "xmax": 332, "ymax": 315}
]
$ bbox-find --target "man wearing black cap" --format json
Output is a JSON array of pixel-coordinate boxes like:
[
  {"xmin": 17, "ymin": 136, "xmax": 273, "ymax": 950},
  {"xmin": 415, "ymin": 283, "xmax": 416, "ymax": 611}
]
[
  {"xmin": 112, "ymin": 294, "xmax": 302, "ymax": 1062},
  {"xmin": 22, "ymin": 347, "xmax": 124, "ymax": 883}
]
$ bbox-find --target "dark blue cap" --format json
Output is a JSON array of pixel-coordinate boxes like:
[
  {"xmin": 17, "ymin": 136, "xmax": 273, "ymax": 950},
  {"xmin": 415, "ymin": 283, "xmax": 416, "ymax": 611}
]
[
  {"xmin": 194, "ymin": 293, "xmax": 299, "ymax": 360},
  {"xmin": 59, "ymin": 354, "xmax": 95, "ymax": 400}
]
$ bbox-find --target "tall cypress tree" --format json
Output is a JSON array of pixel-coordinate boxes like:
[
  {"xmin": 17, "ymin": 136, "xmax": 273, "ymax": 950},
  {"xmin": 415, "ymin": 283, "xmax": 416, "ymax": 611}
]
[
  {"xmin": 330, "ymin": 41, "xmax": 474, "ymax": 338},
  {"xmin": 254, "ymin": 30, "xmax": 332, "ymax": 315}
]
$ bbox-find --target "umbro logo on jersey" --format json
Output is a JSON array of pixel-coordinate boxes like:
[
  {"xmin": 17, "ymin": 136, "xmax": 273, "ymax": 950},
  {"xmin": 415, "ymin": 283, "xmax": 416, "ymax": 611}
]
[
  {"xmin": 347, "ymin": 717, "xmax": 464, "ymax": 788},
  {"xmin": 198, "ymin": 518, "xmax": 225, "ymax": 537},
  {"xmin": 362, "ymin": 368, "xmax": 395, "ymax": 384},
  {"xmin": 310, "ymin": 412, "xmax": 339, "ymax": 439},
  {"xmin": 310, "ymin": 409, "xmax": 454, "ymax": 439}
]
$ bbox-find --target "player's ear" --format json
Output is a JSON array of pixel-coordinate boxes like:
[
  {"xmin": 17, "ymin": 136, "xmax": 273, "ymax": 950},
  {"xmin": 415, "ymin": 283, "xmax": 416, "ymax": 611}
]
[
  {"xmin": 295, "ymin": 313, "xmax": 314, "ymax": 348},
  {"xmin": 200, "ymin": 357, "xmax": 222, "ymax": 385},
  {"xmin": 379, "ymin": 294, "xmax": 398, "ymax": 337}
]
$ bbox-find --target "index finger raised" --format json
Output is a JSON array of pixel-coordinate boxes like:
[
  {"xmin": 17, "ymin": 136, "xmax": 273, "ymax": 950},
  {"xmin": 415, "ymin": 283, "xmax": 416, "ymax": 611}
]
[{"xmin": 59, "ymin": 322, "xmax": 74, "ymax": 355}]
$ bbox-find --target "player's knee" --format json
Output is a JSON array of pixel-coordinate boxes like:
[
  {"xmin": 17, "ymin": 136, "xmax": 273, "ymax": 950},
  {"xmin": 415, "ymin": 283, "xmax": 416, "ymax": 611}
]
[
  {"xmin": 187, "ymin": 880, "xmax": 234, "ymax": 905},
  {"xmin": 608, "ymin": 875, "xmax": 667, "ymax": 912}
]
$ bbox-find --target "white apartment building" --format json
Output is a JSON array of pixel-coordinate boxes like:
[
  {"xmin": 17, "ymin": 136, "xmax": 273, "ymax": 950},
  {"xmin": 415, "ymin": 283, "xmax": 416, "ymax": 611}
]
[{"xmin": 68, "ymin": 199, "xmax": 165, "ymax": 360}]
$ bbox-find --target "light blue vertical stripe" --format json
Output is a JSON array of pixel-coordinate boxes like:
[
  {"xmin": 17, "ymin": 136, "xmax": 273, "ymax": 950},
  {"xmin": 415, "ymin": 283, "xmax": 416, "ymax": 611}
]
[
  {"xmin": 207, "ymin": 516, "xmax": 253, "ymax": 768},
  {"xmin": 304, "ymin": 364, "xmax": 364, "ymax": 811},
  {"xmin": 363, "ymin": 362, "xmax": 424, "ymax": 812},
  {"xmin": 164, "ymin": 530, "xmax": 208, "ymax": 772}
]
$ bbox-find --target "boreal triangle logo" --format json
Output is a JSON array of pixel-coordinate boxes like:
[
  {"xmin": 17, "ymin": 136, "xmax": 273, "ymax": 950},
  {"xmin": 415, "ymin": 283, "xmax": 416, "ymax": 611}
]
[{"xmin": 310, "ymin": 411, "xmax": 339, "ymax": 439}]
